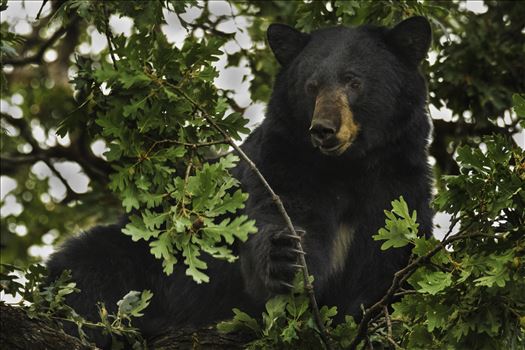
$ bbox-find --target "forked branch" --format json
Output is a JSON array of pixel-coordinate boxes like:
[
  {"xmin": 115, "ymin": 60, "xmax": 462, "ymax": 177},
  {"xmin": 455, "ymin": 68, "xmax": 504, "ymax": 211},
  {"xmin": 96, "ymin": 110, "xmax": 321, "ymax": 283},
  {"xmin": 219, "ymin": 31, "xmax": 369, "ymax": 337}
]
[{"xmin": 347, "ymin": 221, "xmax": 490, "ymax": 350}]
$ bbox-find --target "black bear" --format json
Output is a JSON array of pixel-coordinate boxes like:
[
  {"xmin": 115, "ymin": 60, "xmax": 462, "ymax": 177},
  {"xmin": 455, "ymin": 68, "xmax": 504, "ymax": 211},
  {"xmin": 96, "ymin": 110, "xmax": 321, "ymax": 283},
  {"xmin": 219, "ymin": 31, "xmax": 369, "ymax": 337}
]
[{"xmin": 47, "ymin": 16, "xmax": 433, "ymax": 347}]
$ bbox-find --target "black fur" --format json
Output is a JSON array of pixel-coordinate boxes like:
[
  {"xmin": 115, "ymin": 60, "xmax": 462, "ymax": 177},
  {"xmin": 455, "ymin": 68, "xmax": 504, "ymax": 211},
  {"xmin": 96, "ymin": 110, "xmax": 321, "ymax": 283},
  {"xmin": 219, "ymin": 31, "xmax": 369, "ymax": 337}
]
[{"xmin": 47, "ymin": 18, "xmax": 433, "ymax": 347}]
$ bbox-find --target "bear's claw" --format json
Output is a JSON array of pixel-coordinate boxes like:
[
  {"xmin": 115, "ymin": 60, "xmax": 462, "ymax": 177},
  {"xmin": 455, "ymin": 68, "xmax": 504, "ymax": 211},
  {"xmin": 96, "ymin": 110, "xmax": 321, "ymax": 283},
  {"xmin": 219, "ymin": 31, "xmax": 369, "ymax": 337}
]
[{"xmin": 279, "ymin": 281, "xmax": 295, "ymax": 289}]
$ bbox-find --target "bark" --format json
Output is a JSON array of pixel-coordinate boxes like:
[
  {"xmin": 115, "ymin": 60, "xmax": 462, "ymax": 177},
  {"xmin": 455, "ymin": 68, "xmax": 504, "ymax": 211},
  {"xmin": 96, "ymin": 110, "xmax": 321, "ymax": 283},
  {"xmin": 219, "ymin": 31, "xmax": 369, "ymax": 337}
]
[
  {"xmin": 0, "ymin": 303, "xmax": 252, "ymax": 350},
  {"xmin": 150, "ymin": 327, "xmax": 253, "ymax": 349},
  {"xmin": 0, "ymin": 303, "xmax": 92, "ymax": 350}
]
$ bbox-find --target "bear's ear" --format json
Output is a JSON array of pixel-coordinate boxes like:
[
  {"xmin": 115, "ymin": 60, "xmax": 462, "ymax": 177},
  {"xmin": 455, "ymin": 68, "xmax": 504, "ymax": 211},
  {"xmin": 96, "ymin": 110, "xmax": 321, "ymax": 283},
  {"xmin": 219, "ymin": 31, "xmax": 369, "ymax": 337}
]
[
  {"xmin": 267, "ymin": 24, "xmax": 310, "ymax": 66},
  {"xmin": 386, "ymin": 16, "xmax": 431, "ymax": 66}
]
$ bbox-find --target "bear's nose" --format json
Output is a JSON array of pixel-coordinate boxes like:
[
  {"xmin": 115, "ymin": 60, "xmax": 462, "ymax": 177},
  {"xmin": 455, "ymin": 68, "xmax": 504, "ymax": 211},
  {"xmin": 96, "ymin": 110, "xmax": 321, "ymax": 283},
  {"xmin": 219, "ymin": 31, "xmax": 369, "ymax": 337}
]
[{"xmin": 309, "ymin": 120, "xmax": 337, "ymax": 145}]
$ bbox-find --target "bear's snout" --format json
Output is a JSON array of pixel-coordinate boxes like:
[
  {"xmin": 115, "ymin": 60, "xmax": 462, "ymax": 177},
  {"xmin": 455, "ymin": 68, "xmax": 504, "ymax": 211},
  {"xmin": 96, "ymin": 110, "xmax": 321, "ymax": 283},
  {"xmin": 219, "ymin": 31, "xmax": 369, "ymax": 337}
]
[
  {"xmin": 310, "ymin": 88, "xmax": 359, "ymax": 156},
  {"xmin": 310, "ymin": 119, "xmax": 337, "ymax": 145}
]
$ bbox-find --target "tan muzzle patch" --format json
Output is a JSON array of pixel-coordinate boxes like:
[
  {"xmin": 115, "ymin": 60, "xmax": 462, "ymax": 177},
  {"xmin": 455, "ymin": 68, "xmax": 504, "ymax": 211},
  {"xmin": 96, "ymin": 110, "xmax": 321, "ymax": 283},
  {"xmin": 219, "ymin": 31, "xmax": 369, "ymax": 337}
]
[{"xmin": 312, "ymin": 88, "xmax": 360, "ymax": 156}]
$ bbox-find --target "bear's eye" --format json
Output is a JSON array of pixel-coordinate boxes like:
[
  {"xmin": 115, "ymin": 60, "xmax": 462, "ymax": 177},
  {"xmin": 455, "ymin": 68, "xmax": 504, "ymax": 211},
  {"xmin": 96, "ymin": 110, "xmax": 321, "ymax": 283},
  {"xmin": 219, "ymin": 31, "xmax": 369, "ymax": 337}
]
[
  {"xmin": 349, "ymin": 80, "xmax": 361, "ymax": 89},
  {"xmin": 305, "ymin": 81, "xmax": 319, "ymax": 96}
]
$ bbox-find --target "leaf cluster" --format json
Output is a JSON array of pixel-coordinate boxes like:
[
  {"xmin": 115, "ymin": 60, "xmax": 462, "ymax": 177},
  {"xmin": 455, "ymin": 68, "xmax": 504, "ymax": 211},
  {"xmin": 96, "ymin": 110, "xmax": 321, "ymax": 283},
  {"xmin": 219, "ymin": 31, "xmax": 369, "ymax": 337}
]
[
  {"xmin": 218, "ymin": 274, "xmax": 341, "ymax": 349},
  {"xmin": 43, "ymin": 0, "xmax": 256, "ymax": 282},
  {"xmin": 0, "ymin": 263, "xmax": 152, "ymax": 349}
]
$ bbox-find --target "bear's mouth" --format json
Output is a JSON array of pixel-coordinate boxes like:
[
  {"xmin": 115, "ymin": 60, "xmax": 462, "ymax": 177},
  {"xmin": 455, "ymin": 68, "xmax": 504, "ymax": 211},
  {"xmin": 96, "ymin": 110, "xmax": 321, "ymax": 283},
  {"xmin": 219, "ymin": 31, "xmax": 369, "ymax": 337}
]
[{"xmin": 318, "ymin": 141, "xmax": 352, "ymax": 156}]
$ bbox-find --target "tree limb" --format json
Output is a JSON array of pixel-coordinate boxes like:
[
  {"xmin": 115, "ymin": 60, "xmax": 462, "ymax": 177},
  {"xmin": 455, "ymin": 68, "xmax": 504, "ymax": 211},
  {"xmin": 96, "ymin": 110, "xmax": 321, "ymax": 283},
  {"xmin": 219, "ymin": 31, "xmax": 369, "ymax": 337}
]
[
  {"xmin": 0, "ymin": 303, "xmax": 253, "ymax": 349},
  {"xmin": 150, "ymin": 326, "xmax": 253, "ymax": 349},
  {"xmin": 1, "ymin": 113, "xmax": 111, "ymax": 185},
  {"xmin": 2, "ymin": 16, "xmax": 79, "ymax": 67},
  {"xmin": 0, "ymin": 303, "xmax": 92, "ymax": 350}
]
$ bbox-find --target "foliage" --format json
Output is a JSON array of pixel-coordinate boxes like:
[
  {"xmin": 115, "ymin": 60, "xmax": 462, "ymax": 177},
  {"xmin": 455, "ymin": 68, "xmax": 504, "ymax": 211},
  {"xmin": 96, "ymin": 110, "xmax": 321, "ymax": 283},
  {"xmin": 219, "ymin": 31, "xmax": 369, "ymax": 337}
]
[
  {"xmin": 387, "ymin": 133, "xmax": 524, "ymax": 349},
  {"xmin": 0, "ymin": 263, "xmax": 151, "ymax": 348},
  {"xmin": 2, "ymin": 0, "xmax": 259, "ymax": 282},
  {"xmin": 373, "ymin": 196, "xmax": 419, "ymax": 250},
  {"xmin": 218, "ymin": 274, "xmax": 339, "ymax": 349}
]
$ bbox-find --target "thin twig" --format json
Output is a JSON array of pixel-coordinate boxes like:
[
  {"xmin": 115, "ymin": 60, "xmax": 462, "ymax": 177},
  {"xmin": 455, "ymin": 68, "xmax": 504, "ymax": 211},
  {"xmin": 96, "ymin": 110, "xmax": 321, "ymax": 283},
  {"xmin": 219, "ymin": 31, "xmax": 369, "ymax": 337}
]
[
  {"xmin": 365, "ymin": 336, "xmax": 374, "ymax": 350},
  {"xmin": 135, "ymin": 139, "xmax": 227, "ymax": 170},
  {"xmin": 383, "ymin": 306, "xmax": 402, "ymax": 349},
  {"xmin": 383, "ymin": 306, "xmax": 392, "ymax": 338},
  {"xmin": 102, "ymin": 4, "xmax": 118, "ymax": 71},
  {"xmin": 36, "ymin": 0, "xmax": 49, "ymax": 20},
  {"xmin": 393, "ymin": 289, "xmax": 417, "ymax": 297},
  {"xmin": 442, "ymin": 215, "xmax": 460, "ymax": 241},
  {"xmin": 367, "ymin": 317, "xmax": 386, "ymax": 335},
  {"xmin": 1, "ymin": 154, "xmax": 40, "ymax": 164},
  {"xmin": 168, "ymin": 84, "xmax": 332, "ymax": 350},
  {"xmin": 179, "ymin": 150, "xmax": 195, "ymax": 214},
  {"xmin": 146, "ymin": 139, "xmax": 229, "ymax": 154},
  {"xmin": 43, "ymin": 159, "xmax": 76, "ymax": 196}
]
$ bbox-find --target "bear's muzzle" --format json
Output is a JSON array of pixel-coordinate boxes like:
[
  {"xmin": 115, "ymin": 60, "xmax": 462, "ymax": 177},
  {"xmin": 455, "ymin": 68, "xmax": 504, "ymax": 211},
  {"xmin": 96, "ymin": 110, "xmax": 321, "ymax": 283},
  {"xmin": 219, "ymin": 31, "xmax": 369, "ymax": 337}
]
[{"xmin": 309, "ymin": 87, "xmax": 360, "ymax": 156}]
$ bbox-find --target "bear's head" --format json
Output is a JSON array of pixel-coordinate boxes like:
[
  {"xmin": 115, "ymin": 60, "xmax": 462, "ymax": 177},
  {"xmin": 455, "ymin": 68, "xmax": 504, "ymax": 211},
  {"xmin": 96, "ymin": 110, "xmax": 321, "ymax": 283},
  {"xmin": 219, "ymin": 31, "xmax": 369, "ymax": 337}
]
[{"xmin": 267, "ymin": 17, "xmax": 432, "ymax": 158}]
